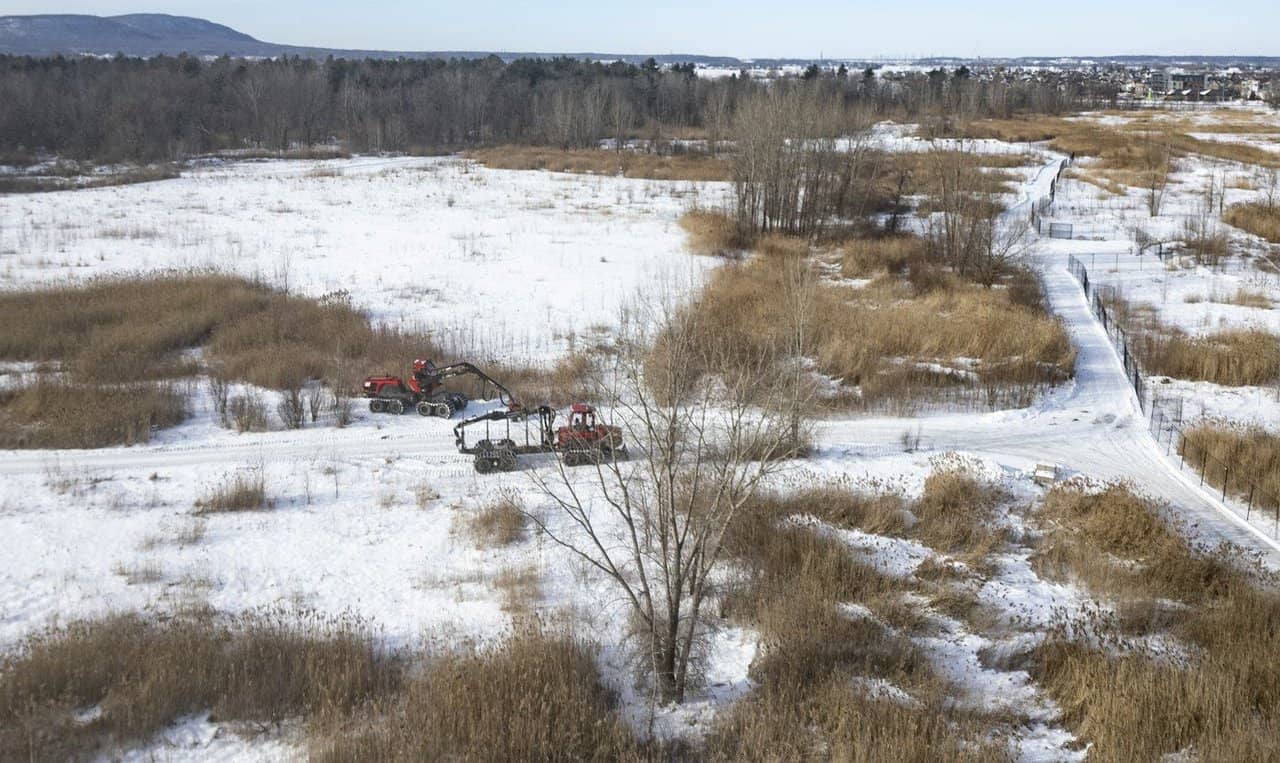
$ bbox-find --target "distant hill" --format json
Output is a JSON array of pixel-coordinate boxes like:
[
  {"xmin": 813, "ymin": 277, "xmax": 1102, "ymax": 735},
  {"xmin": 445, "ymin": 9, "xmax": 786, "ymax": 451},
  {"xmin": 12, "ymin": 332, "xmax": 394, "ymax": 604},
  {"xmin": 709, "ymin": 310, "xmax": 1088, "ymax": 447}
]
[
  {"xmin": 0, "ymin": 14, "xmax": 1276, "ymax": 68},
  {"xmin": 0, "ymin": 13, "xmax": 742, "ymax": 64}
]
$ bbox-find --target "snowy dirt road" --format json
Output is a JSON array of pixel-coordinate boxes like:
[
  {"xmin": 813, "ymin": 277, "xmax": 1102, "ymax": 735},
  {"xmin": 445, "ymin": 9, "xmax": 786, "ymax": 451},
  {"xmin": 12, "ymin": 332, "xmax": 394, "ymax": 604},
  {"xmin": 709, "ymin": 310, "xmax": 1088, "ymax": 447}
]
[{"xmin": 2, "ymin": 156, "xmax": 1276, "ymax": 566}]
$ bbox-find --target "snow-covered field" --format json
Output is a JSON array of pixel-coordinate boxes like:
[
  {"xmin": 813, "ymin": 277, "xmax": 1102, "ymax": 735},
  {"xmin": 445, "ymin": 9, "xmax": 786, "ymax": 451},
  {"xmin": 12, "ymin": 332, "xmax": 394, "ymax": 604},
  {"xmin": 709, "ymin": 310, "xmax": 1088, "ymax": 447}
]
[
  {"xmin": 3, "ymin": 127, "xmax": 1280, "ymax": 759},
  {"xmin": 1039, "ymin": 107, "xmax": 1280, "ymax": 431},
  {"xmin": 0, "ymin": 156, "xmax": 729, "ymax": 362}
]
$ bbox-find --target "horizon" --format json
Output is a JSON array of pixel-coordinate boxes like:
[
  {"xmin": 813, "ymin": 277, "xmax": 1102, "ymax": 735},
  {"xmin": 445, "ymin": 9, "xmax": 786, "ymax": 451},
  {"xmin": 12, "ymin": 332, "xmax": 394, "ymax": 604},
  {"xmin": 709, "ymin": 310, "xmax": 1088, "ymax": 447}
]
[{"xmin": 1, "ymin": 2, "xmax": 1277, "ymax": 61}]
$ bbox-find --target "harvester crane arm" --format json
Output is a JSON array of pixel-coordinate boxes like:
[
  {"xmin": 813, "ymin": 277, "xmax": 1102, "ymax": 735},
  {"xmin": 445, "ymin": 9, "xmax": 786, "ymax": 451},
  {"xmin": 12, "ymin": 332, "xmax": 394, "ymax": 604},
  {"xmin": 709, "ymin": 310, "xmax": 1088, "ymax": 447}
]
[{"xmin": 420, "ymin": 362, "xmax": 522, "ymax": 410}]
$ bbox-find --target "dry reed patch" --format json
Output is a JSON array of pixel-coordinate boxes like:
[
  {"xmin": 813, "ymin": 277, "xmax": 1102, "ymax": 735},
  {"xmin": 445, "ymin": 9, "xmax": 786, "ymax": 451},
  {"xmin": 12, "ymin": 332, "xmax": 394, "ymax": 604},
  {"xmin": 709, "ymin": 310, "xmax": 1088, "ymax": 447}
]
[
  {"xmin": 194, "ymin": 470, "xmax": 269, "ymax": 514},
  {"xmin": 468, "ymin": 145, "xmax": 731, "ymax": 181},
  {"xmin": 678, "ymin": 208, "xmax": 748, "ymax": 256},
  {"xmin": 464, "ymin": 493, "xmax": 527, "ymax": 548},
  {"xmin": 490, "ymin": 352, "xmax": 596, "ymax": 408},
  {"xmin": 963, "ymin": 115, "xmax": 1280, "ymax": 172},
  {"xmin": 838, "ymin": 235, "xmax": 931, "ymax": 278},
  {"xmin": 711, "ymin": 486, "xmax": 1010, "ymax": 761},
  {"xmin": 705, "ymin": 674, "xmax": 1008, "ymax": 762},
  {"xmin": 0, "ymin": 273, "xmax": 439, "ymax": 390},
  {"xmin": 670, "ymin": 249, "xmax": 1074, "ymax": 410},
  {"xmin": 315, "ymin": 629, "xmax": 640, "ymax": 762},
  {"xmin": 1229, "ymin": 287, "xmax": 1274, "ymax": 309},
  {"xmin": 1029, "ymin": 482, "xmax": 1280, "ymax": 761},
  {"xmin": 912, "ymin": 469, "xmax": 1009, "ymax": 560},
  {"xmin": 1179, "ymin": 424, "xmax": 1280, "ymax": 516},
  {"xmin": 1139, "ymin": 328, "xmax": 1280, "ymax": 386},
  {"xmin": 0, "ymin": 611, "xmax": 399, "ymax": 762},
  {"xmin": 1034, "ymin": 484, "xmax": 1238, "ymax": 603},
  {"xmin": 1100, "ymin": 288, "xmax": 1280, "ymax": 386},
  {"xmin": 1224, "ymin": 201, "xmax": 1280, "ymax": 243},
  {"xmin": 0, "ymin": 381, "xmax": 187, "ymax": 449}
]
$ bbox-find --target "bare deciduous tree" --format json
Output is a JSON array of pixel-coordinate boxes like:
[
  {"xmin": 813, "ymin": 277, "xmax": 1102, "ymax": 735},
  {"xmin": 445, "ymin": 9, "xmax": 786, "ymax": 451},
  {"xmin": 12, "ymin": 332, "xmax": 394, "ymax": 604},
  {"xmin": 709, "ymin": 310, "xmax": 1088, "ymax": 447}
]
[
  {"xmin": 1139, "ymin": 131, "xmax": 1174, "ymax": 217},
  {"xmin": 526, "ymin": 281, "xmax": 805, "ymax": 706},
  {"xmin": 731, "ymin": 86, "xmax": 874, "ymax": 237}
]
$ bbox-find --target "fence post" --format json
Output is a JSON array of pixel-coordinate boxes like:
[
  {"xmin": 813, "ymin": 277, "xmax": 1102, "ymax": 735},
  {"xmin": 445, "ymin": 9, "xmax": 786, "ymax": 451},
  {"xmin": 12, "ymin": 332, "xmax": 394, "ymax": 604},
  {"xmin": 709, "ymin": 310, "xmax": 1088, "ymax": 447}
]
[{"xmin": 1247, "ymin": 485, "xmax": 1254, "ymax": 520}]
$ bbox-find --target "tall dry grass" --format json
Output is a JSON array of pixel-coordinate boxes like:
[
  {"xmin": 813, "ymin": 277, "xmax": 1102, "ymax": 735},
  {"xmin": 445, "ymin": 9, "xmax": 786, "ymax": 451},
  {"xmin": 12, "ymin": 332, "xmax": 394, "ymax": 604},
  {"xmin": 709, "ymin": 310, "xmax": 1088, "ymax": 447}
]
[
  {"xmin": 468, "ymin": 145, "xmax": 731, "ymax": 181},
  {"xmin": 1224, "ymin": 201, "xmax": 1280, "ymax": 243},
  {"xmin": 0, "ymin": 380, "xmax": 187, "ymax": 449},
  {"xmin": 1029, "ymin": 483, "xmax": 1280, "ymax": 761},
  {"xmin": 464, "ymin": 492, "xmax": 527, "ymax": 548},
  {"xmin": 961, "ymin": 115, "xmax": 1280, "ymax": 172},
  {"xmin": 0, "ymin": 611, "xmax": 399, "ymax": 762},
  {"xmin": 1100, "ymin": 288, "xmax": 1280, "ymax": 386},
  {"xmin": 315, "ymin": 629, "xmax": 640, "ymax": 761},
  {"xmin": 1, "ymin": 614, "xmax": 642, "ymax": 762},
  {"xmin": 194, "ymin": 470, "xmax": 270, "ymax": 514},
  {"xmin": 1180, "ymin": 424, "xmax": 1280, "ymax": 515},
  {"xmin": 707, "ymin": 476, "xmax": 1012, "ymax": 761},
  {"xmin": 671, "ymin": 251, "xmax": 1074, "ymax": 409},
  {"xmin": 1139, "ymin": 328, "xmax": 1280, "ymax": 386},
  {"xmin": 0, "ymin": 273, "xmax": 433, "ymax": 390},
  {"xmin": 678, "ymin": 208, "xmax": 751, "ymax": 256}
]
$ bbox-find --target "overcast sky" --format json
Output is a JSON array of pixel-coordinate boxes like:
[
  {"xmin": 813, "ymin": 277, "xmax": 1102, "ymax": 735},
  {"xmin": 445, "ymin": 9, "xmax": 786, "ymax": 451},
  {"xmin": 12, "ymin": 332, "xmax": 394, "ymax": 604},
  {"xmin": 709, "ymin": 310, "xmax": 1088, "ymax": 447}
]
[{"xmin": 2, "ymin": 1, "xmax": 1275, "ymax": 59}]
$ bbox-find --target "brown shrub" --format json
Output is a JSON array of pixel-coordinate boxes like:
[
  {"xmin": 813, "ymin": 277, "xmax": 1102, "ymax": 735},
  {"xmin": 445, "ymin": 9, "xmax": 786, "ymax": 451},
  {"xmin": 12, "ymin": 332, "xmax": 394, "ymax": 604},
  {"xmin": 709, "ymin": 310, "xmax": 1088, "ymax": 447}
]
[
  {"xmin": 678, "ymin": 208, "xmax": 751, "ymax": 256},
  {"xmin": 0, "ymin": 612, "xmax": 399, "ymax": 762},
  {"xmin": 1224, "ymin": 201, "xmax": 1280, "ymax": 243},
  {"xmin": 316, "ymin": 630, "xmax": 639, "ymax": 762},
  {"xmin": 0, "ymin": 381, "xmax": 187, "ymax": 449},
  {"xmin": 464, "ymin": 492, "xmax": 527, "ymax": 548},
  {"xmin": 194, "ymin": 470, "xmax": 269, "ymax": 513}
]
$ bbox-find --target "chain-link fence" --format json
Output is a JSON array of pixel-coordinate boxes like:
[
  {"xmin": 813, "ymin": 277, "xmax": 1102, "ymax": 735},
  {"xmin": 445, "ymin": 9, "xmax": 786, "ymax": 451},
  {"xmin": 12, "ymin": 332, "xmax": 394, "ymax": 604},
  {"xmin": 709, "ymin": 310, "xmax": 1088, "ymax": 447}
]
[{"xmin": 1067, "ymin": 254, "xmax": 1280, "ymax": 537}]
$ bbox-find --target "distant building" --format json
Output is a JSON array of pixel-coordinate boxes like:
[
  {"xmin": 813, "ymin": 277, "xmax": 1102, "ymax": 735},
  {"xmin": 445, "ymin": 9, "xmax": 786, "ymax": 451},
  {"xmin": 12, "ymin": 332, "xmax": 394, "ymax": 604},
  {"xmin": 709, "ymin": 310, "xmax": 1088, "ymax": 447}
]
[
  {"xmin": 1148, "ymin": 68, "xmax": 1171, "ymax": 96},
  {"xmin": 1171, "ymin": 72, "xmax": 1208, "ymax": 92}
]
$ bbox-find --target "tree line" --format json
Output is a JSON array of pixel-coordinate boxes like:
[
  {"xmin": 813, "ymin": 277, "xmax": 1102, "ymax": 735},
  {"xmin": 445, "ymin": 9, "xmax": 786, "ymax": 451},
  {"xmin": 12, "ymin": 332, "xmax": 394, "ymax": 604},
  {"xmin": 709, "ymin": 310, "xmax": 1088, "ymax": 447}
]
[{"xmin": 0, "ymin": 54, "xmax": 1103, "ymax": 163}]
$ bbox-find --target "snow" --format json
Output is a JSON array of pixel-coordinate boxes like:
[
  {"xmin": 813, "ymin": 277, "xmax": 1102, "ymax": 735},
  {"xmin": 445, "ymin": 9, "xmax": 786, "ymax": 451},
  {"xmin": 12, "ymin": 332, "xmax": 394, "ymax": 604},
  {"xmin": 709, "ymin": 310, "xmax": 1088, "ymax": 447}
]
[
  {"xmin": 0, "ymin": 156, "xmax": 730, "ymax": 363},
  {"xmin": 3, "ymin": 112, "xmax": 1280, "ymax": 758}
]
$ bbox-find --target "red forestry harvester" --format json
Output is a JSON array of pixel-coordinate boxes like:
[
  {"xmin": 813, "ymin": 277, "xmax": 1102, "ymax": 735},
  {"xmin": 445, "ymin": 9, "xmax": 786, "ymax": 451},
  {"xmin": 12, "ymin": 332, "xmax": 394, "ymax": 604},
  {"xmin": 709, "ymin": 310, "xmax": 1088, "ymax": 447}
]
[
  {"xmin": 362, "ymin": 359, "xmax": 517, "ymax": 418},
  {"xmin": 454, "ymin": 403, "xmax": 626, "ymax": 473}
]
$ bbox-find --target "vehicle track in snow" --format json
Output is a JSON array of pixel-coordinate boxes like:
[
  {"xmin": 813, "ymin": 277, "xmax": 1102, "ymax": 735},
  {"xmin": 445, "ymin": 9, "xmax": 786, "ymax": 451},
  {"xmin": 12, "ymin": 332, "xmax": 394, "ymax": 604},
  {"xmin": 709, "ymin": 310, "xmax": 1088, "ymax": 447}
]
[{"xmin": 2, "ymin": 158, "xmax": 1276, "ymax": 563}]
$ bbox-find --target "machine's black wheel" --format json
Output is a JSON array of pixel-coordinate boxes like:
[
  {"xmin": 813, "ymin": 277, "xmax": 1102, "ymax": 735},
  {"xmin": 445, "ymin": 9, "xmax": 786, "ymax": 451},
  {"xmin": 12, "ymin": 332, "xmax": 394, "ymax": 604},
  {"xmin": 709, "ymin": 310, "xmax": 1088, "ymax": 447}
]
[
  {"xmin": 387, "ymin": 399, "xmax": 405, "ymax": 415},
  {"xmin": 435, "ymin": 402, "xmax": 454, "ymax": 419},
  {"xmin": 450, "ymin": 392, "xmax": 469, "ymax": 412},
  {"xmin": 370, "ymin": 399, "xmax": 388, "ymax": 414},
  {"xmin": 497, "ymin": 449, "xmax": 518, "ymax": 472},
  {"xmin": 474, "ymin": 455, "xmax": 496, "ymax": 474},
  {"xmin": 563, "ymin": 445, "xmax": 588, "ymax": 467},
  {"xmin": 416, "ymin": 402, "xmax": 435, "ymax": 417}
]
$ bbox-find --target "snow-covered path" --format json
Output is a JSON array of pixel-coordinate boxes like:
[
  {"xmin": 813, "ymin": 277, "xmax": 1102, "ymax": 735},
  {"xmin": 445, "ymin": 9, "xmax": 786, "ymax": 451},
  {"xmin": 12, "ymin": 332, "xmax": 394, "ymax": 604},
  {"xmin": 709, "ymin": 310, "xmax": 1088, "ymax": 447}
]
[
  {"xmin": 815, "ymin": 252, "xmax": 1280, "ymax": 562},
  {"xmin": 1, "ymin": 157, "xmax": 1276, "ymax": 564}
]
